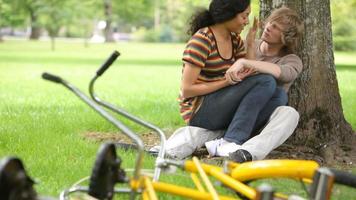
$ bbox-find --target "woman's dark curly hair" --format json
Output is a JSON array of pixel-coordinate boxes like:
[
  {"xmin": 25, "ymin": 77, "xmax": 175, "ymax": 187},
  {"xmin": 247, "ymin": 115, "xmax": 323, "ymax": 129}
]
[{"xmin": 188, "ymin": 0, "xmax": 251, "ymax": 35}]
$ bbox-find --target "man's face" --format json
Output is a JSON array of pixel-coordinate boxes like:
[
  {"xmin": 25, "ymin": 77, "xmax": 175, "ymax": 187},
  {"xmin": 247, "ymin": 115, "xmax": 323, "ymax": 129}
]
[
  {"xmin": 261, "ymin": 21, "xmax": 284, "ymax": 45},
  {"xmin": 226, "ymin": 5, "xmax": 251, "ymax": 34}
]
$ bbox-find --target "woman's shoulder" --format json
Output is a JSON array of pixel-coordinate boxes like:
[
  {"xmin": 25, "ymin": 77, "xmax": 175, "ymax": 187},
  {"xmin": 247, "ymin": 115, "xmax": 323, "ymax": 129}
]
[{"xmin": 193, "ymin": 27, "xmax": 214, "ymax": 41}]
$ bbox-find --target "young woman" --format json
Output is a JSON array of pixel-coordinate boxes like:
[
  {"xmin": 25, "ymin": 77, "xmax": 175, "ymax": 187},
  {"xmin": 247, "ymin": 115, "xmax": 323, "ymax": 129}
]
[{"xmin": 179, "ymin": 0, "xmax": 286, "ymax": 157}]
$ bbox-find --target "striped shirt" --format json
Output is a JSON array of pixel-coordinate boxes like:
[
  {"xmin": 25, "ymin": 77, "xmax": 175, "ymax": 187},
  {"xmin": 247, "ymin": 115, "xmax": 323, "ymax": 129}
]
[{"xmin": 179, "ymin": 27, "xmax": 246, "ymax": 123}]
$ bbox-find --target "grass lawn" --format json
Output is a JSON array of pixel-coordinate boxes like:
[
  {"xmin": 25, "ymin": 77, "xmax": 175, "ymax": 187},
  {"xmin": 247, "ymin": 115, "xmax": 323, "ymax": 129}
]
[{"xmin": 0, "ymin": 39, "xmax": 355, "ymax": 199}]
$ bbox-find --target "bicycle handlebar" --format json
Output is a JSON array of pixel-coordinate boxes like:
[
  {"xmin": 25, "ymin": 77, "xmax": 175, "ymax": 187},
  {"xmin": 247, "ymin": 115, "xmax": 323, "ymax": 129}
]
[
  {"xmin": 41, "ymin": 72, "xmax": 145, "ymax": 188},
  {"xmin": 331, "ymin": 169, "xmax": 356, "ymax": 188},
  {"xmin": 88, "ymin": 52, "xmax": 166, "ymax": 182},
  {"xmin": 42, "ymin": 72, "xmax": 63, "ymax": 84},
  {"xmin": 96, "ymin": 51, "xmax": 120, "ymax": 76}
]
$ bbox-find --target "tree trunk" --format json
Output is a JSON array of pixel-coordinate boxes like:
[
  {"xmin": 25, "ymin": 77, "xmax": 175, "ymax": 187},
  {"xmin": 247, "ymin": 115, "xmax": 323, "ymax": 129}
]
[
  {"xmin": 154, "ymin": 0, "xmax": 161, "ymax": 31},
  {"xmin": 51, "ymin": 36, "xmax": 55, "ymax": 51},
  {"xmin": 259, "ymin": 0, "xmax": 354, "ymax": 164},
  {"xmin": 104, "ymin": 0, "xmax": 115, "ymax": 43},
  {"xmin": 29, "ymin": 8, "xmax": 41, "ymax": 40}
]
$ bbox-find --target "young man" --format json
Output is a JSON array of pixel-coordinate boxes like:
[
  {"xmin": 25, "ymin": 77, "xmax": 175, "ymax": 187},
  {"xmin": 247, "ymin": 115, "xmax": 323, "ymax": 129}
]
[
  {"xmin": 225, "ymin": 6, "xmax": 304, "ymax": 162},
  {"xmin": 151, "ymin": 6, "xmax": 304, "ymax": 162}
]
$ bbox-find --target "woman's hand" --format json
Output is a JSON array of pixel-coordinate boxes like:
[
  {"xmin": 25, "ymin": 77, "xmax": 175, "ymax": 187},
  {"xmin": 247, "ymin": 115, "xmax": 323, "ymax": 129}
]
[
  {"xmin": 225, "ymin": 60, "xmax": 244, "ymax": 84},
  {"xmin": 245, "ymin": 17, "xmax": 259, "ymax": 60},
  {"xmin": 246, "ymin": 17, "xmax": 259, "ymax": 47}
]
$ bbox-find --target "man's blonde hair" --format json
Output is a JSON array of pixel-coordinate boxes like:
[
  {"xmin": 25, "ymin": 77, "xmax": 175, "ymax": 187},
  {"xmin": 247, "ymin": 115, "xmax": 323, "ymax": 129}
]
[{"xmin": 265, "ymin": 6, "xmax": 304, "ymax": 54}]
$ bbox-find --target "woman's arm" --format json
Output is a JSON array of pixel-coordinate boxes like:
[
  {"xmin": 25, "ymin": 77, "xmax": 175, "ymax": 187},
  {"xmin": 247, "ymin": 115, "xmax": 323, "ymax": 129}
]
[
  {"xmin": 245, "ymin": 17, "xmax": 259, "ymax": 60},
  {"xmin": 181, "ymin": 63, "xmax": 230, "ymax": 99}
]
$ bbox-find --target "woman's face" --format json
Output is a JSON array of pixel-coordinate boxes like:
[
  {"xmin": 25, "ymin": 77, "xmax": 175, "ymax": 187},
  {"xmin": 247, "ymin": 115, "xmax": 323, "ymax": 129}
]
[
  {"xmin": 226, "ymin": 5, "xmax": 251, "ymax": 34},
  {"xmin": 261, "ymin": 21, "xmax": 284, "ymax": 44}
]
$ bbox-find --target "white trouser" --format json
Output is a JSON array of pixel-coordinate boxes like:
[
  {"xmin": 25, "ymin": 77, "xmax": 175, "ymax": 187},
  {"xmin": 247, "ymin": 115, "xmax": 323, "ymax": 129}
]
[
  {"xmin": 157, "ymin": 106, "xmax": 299, "ymax": 160},
  {"xmin": 240, "ymin": 106, "xmax": 299, "ymax": 160}
]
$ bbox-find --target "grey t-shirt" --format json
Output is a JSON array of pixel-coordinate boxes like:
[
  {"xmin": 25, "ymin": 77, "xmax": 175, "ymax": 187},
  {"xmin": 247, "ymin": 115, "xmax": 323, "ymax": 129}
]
[{"xmin": 255, "ymin": 40, "xmax": 303, "ymax": 92}]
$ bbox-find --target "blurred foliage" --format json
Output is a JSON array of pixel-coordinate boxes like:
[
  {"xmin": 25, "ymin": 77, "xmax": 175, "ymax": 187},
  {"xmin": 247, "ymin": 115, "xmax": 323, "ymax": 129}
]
[
  {"xmin": 0, "ymin": 0, "xmax": 355, "ymax": 48},
  {"xmin": 0, "ymin": 0, "xmax": 26, "ymax": 27},
  {"xmin": 331, "ymin": 0, "xmax": 356, "ymax": 51}
]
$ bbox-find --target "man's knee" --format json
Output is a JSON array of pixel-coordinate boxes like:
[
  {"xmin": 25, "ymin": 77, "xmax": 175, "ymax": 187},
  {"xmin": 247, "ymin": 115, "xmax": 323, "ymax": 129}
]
[
  {"xmin": 273, "ymin": 106, "xmax": 299, "ymax": 124},
  {"xmin": 274, "ymin": 87, "xmax": 288, "ymax": 105}
]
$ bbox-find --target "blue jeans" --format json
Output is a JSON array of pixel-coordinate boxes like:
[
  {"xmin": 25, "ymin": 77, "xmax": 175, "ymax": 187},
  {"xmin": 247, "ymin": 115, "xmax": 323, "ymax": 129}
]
[
  {"xmin": 189, "ymin": 74, "xmax": 277, "ymax": 144},
  {"xmin": 251, "ymin": 87, "xmax": 288, "ymax": 136}
]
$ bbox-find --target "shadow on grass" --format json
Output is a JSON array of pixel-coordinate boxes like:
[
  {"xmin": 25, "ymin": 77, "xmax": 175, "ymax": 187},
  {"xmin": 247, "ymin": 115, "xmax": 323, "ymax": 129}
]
[{"xmin": 336, "ymin": 64, "xmax": 356, "ymax": 71}]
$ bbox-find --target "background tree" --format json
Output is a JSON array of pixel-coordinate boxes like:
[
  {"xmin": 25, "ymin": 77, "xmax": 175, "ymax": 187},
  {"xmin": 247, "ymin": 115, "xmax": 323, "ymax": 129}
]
[
  {"xmin": 0, "ymin": 0, "xmax": 28, "ymax": 41},
  {"xmin": 331, "ymin": 0, "xmax": 356, "ymax": 51},
  {"xmin": 41, "ymin": 0, "xmax": 74, "ymax": 50},
  {"xmin": 105, "ymin": 0, "xmax": 154, "ymax": 42},
  {"xmin": 103, "ymin": 0, "xmax": 114, "ymax": 42},
  {"xmin": 259, "ymin": 0, "xmax": 354, "ymax": 164},
  {"xmin": 12, "ymin": 0, "xmax": 45, "ymax": 40}
]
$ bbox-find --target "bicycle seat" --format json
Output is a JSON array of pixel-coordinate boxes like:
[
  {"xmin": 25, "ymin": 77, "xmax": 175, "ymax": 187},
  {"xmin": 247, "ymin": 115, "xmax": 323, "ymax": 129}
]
[
  {"xmin": 0, "ymin": 157, "xmax": 37, "ymax": 200},
  {"xmin": 88, "ymin": 142, "xmax": 127, "ymax": 200}
]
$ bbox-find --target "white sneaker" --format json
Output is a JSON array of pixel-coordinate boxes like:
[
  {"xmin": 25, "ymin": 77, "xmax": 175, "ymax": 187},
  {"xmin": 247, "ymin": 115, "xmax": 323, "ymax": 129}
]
[
  {"xmin": 205, "ymin": 138, "xmax": 224, "ymax": 157},
  {"xmin": 216, "ymin": 140, "xmax": 241, "ymax": 157}
]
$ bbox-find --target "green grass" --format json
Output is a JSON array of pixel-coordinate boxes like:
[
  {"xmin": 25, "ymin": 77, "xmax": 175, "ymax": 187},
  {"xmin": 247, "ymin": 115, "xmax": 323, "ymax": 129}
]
[
  {"xmin": 0, "ymin": 39, "xmax": 355, "ymax": 198},
  {"xmin": 0, "ymin": 39, "xmax": 185, "ymax": 196},
  {"xmin": 335, "ymin": 52, "xmax": 356, "ymax": 129}
]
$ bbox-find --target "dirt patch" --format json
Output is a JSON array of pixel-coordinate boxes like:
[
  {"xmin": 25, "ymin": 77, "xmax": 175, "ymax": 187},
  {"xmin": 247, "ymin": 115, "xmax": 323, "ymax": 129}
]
[
  {"xmin": 264, "ymin": 134, "xmax": 356, "ymax": 169},
  {"xmin": 82, "ymin": 131, "xmax": 161, "ymax": 150},
  {"xmin": 82, "ymin": 131, "xmax": 356, "ymax": 169}
]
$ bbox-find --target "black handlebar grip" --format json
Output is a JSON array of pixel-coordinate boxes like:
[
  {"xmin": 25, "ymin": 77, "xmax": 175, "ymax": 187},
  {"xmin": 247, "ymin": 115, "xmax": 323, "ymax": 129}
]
[
  {"xmin": 96, "ymin": 51, "xmax": 120, "ymax": 76},
  {"xmin": 42, "ymin": 72, "xmax": 63, "ymax": 83},
  {"xmin": 331, "ymin": 169, "xmax": 356, "ymax": 188}
]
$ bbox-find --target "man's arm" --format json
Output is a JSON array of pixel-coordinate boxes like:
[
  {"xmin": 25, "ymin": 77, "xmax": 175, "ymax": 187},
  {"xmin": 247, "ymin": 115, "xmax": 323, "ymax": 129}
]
[{"xmin": 226, "ymin": 58, "xmax": 282, "ymax": 81}]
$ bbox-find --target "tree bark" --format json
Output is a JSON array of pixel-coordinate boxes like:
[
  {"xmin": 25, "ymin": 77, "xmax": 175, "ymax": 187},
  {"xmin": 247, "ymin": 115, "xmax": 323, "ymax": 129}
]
[
  {"xmin": 104, "ymin": 0, "xmax": 115, "ymax": 43},
  {"xmin": 154, "ymin": 0, "xmax": 161, "ymax": 31},
  {"xmin": 259, "ymin": 0, "xmax": 354, "ymax": 163},
  {"xmin": 29, "ymin": 7, "xmax": 41, "ymax": 40}
]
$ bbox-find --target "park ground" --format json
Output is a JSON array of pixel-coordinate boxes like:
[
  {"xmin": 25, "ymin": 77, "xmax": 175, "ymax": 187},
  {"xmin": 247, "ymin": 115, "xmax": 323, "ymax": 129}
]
[{"xmin": 0, "ymin": 39, "xmax": 355, "ymax": 198}]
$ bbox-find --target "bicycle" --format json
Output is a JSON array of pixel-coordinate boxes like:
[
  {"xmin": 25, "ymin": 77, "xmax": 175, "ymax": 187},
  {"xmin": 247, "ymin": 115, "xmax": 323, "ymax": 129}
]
[{"xmin": 6, "ymin": 51, "xmax": 351, "ymax": 200}]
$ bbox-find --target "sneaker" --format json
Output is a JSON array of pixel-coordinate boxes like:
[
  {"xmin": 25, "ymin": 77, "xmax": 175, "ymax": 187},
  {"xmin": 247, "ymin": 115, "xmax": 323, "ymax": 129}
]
[
  {"xmin": 205, "ymin": 138, "xmax": 224, "ymax": 157},
  {"xmin": 148, "ymin": 145, "xmax": 160, "ymax": 157},
  {"xmin": 228, "ymin": 149, "xmax": 253, "ymax": 163},
  {"xmin": 205, "ymin": 138, "xmax": 241, "ymax": 157},
  {"xmin": 216, "ymin": 140, "xmax": 241, "ymax": 157}
]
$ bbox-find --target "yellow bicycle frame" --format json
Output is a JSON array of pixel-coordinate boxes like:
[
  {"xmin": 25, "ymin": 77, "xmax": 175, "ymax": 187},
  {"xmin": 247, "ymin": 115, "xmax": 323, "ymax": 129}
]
[{"xmin": 132, "ymin": 159, "xmax": 320, "ymax": 200}]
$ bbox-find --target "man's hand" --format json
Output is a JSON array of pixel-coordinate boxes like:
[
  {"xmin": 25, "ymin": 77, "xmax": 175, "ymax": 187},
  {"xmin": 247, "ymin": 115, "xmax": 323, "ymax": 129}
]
[
  {"xmin": 237, "ymin": 67, "xmax": 257, "ymax": 80},
  {"xmin": 225, "ymin": 59, "xmax": 256, "ymax": 85}
]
